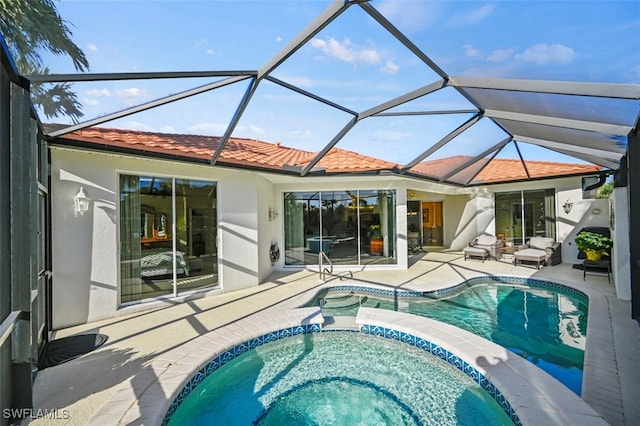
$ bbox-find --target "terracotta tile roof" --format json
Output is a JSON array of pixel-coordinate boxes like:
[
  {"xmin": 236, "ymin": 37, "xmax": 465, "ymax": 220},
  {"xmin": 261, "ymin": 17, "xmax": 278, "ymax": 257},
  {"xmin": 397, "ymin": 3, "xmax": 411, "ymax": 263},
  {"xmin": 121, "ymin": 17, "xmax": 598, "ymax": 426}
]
[
  {"xmin": 410, "ymin": 155, "xmax": 602, "ymax": 183},
  {"xmin": 54, "ymin": 127, "xmax": 602, "ymax": 183},
  {"xmin": 57, "ymin": 126, "xmax": 397, "ymax": 173}
]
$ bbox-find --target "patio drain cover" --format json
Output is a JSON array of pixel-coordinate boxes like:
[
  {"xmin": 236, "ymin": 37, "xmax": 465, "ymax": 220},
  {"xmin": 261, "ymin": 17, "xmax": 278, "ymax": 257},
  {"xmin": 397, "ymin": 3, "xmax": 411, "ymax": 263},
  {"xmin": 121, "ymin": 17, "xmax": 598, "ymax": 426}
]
[{"xmin": 39, "ymin": 333, "xmax": 108, "ymax": 369}]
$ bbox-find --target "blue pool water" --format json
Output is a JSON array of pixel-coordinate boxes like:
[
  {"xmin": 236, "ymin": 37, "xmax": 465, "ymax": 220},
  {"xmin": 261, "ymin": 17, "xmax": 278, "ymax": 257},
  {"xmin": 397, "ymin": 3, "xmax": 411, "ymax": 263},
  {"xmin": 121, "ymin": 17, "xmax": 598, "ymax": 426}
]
[
  {"xmin": 309, "ymin": 280, "xmax": 588, "ymax": 395},
  {"xmin": 168, "ymin": 332, "xmax": 514, "ymax": 426}
]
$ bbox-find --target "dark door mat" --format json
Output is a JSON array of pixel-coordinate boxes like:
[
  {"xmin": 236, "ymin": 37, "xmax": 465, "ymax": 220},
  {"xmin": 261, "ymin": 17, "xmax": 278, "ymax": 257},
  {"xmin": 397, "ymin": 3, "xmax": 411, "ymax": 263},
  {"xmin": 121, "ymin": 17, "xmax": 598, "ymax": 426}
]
[{"xmin": 39, "ymin": 333, "xmax": 108, "ymax": 369}]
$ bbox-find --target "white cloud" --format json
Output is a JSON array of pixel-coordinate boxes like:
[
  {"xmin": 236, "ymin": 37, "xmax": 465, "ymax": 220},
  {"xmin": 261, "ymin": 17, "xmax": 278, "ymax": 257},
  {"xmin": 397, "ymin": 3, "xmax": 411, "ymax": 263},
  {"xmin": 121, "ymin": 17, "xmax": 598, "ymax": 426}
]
[
  {"xmin": 281, "ymin": 75, "xmax": 317, "ymax": 88},
  {"xmin": 487, "ymin": 48, "xmax": 514, "ymax": 63},
  {"xmin": 376, "ymin": 0, "xmax": 438, "ymax": 32},
  {"xmin": 84, "ymin": 88, "xmax": 111, "ymax": 97},
  {"xmin": 82, "ymin": 98, "xmax": 100, "ymax": 107},
  {"xmin": 194, "ymin": 38, "xmax": 217, "ymax": 55},
  {"xmin": 311, "ymin": 37, "xmax": 380, "ymax": 65},
  {"xmin": 381, "ymin": 60, "xmax": 399, "ymax": 74},
  {"xmin": 276, "ymin": 35, "xmax": 282, "ymax": 42},
  {"xmin": 278, "ymin": 74, "xmax": 368, "ymax": 90},
  {"xmin": 114, "ymin": 88, "xmax": 148, "ymax": 106},
  {"xmin": 447, "ymin": 4, "xmax": 495, "ymax": 28},
  {"xmin": 194, "ymin": 38, "xmax": 208, "ymax": 50},
  {"xmin": 121, "ymin": 121, "xmax": 156, "ymax": 132},
  {"xmin": 233, "ymin": 124, "xmax": 266, "ymax": 139},
  {"xmin": 82, "ymin": 87, "xmax": 147, "ymax": 105},
  {"xmin": 118, "ymin": 88, "xmax": 145, "ymax": 98},
  {"xmin": 187, "ymin": 122, "xmax": 230, "ymax": 135},
  {"xmin": 515, "ymin": 44, "xmax": 577, "ymax": 65},
  {"xmin": 286, "ymin": 129, "xmax": 313, "ymax": 140},
  {"xmin": 87, "ymin": 43, "xmax": 98, "ymax": 52},
  {"xmin": 159, "ymin": 125, "xmax": 176, "ymax": 133},
  {"xmin": 463, "ymin": 44, "xmax": 482, "ymax": 59}
]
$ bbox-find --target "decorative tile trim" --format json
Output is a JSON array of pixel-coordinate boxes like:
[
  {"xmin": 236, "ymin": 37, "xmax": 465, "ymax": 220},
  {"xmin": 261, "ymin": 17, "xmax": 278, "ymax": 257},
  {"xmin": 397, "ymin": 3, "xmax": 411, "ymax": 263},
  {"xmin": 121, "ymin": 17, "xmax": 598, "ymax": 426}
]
[
  {"xmin": 359, "ymin": 324, "xmax": 522, "ymax": 426},
  {"xmin": 322, "ymin": 284, "xmax": 423, "ymax": 298},
  {"xmin": 316, "ymin": 276, "xmax": 587, "ymax": 302},
  {"xmin": 161, "ymin": 323, "xmax": 321, "ymax": 426},
  {"xmin": 423, "ymin": 275, "xmax": 588, "ymax": 300}
]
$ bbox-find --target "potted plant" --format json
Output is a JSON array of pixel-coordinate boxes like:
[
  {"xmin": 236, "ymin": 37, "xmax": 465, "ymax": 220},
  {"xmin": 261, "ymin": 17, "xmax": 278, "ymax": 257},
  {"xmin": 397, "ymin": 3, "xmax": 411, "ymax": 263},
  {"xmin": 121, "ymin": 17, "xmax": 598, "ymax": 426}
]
[{"xmin": 575, "ymin": 231, "xmax": 613, "ymax": 261}]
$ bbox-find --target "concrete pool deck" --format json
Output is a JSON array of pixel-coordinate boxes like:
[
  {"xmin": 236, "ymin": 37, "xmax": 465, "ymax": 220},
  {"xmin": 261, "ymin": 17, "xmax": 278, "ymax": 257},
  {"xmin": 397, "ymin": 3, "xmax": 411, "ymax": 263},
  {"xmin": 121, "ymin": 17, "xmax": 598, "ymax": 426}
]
[{"xmin": 26, "ymin": 252, "xmax": 640, "ymax": 425}]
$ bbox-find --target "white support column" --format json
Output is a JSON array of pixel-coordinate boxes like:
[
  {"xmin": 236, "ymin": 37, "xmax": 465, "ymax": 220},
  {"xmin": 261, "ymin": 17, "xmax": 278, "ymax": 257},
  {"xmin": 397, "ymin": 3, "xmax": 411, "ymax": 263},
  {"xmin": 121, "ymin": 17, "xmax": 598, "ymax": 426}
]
[
  {"xmin": 397, "ymin": 186, "xmax": 408, "ymax": 270},
  {"xmin": 612, "ymin": 187, "xmax": 631, "ymax": 300}
]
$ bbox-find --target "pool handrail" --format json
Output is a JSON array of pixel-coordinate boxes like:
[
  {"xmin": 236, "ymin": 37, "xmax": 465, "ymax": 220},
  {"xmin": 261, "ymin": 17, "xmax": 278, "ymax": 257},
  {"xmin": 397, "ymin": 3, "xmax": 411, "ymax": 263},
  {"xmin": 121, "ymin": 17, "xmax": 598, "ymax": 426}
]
[{"xmin": 319, "ymin": 250, "xmax": 332, "ymax": 282}]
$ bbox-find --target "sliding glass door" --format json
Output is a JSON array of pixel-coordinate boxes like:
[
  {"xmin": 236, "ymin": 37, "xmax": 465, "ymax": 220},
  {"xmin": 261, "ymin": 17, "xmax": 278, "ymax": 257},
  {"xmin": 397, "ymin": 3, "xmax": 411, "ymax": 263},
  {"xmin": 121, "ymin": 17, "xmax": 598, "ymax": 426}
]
[
  {"xmin": 495, "ymin": 189, "xmax": 556, "ymax": 246},
  {"xmin": 120, "ymin": 175, "xmax": 218, "ymax": 304},
  {"xmin": 283, "ymin": 189, "xmax": 396, "ymax": 266}
]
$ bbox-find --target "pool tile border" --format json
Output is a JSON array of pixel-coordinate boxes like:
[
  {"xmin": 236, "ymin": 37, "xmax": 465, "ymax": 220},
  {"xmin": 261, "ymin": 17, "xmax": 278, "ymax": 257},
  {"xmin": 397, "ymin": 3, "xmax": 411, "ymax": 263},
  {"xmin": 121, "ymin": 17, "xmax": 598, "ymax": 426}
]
[
  {"xmin": 424, "ymin": 275, "xmax": 588, "ymax": 299},
  {"xmin": 161, "ymin": 322, "xmax": 520, "ymax": 425},
  {"xmin": 359, "ymin": 323, "xmax": 520, "ymax": 425},
  {"xmin": 322, "ymin": 284, "xmax": 424, "ymax": 298},
  {"xmin": 356, "ymin": 307, "xmax": 607, "ymax": 426},
  {"xmin": 317, "ymin": 276, "xmax": 588, "ymax": 301},
  {"xmin": 162, "ymin": 323, "xmax": 322, "ymax": 425}
]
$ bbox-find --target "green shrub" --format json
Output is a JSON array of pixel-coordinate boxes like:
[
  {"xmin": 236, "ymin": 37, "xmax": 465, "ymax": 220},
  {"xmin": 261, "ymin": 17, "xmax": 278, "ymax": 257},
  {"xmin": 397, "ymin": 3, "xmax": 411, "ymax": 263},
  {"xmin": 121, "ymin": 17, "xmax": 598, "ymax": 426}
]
[{"xmin": 575, "ymin": 231, "xmax": 612, "ymax": 252}]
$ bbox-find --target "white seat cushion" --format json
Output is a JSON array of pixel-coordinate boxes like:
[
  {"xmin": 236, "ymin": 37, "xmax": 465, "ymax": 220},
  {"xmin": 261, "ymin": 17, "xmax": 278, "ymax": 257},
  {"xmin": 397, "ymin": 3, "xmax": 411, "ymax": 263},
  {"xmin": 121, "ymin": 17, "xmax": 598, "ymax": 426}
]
[
  {"xmin": 465, "ymin": 246, "xmax": 487, "ymax": 255},
  {"xmin": 476, "ymin": 235, "xmax": 497, "ymax": 246},
  {"xmin": 514, "ymin": 248, "xmax": 546, "ymax": 260},
  {"xmin": 529, "ymin": 237, "xmax": 554, "ymax": 250}
]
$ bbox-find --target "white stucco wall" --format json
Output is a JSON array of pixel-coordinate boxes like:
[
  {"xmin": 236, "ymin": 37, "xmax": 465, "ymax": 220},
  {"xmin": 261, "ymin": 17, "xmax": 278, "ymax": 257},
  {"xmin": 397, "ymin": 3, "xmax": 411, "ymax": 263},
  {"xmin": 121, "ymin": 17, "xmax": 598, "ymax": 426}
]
[
  {"xmin": 50, "ymin": 145, "xmax": 602, "ymax": 328},
  {"xmin": 257, "ymin": 177, "xmax": 279, "ymax": 282},
  {"xmin": 50, "ymin": 147, "xmax": 273, "ymax": 328},
  {"xmin": 51, "ymin": 149, "xmax": 118, "ymax": 328},
  {"xmin": 441, "ymin": 194, "xmax": 472, "ymax": 250},
  {"xmin": 449, "ymin": 193, "xmax": 480, "ymax": 250},
  {"xmin": 556, "ymin": 190, "xmax": 610, "ymax": 265}
]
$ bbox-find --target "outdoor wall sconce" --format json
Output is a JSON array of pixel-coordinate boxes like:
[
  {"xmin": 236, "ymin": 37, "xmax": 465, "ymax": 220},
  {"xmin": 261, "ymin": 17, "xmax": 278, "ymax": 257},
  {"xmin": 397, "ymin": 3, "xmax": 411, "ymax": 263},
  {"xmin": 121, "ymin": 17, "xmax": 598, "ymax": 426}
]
[
  {"xmin": 562, "ymin": 199, "xmax": 573, "ymax": 214},
  {"xmin": 73, "ymin": 187, "xmax": 90, "ymax": 215},
  {"xmin": 268, "ymin": 206, "xmax": 279, "ymax": 221}
]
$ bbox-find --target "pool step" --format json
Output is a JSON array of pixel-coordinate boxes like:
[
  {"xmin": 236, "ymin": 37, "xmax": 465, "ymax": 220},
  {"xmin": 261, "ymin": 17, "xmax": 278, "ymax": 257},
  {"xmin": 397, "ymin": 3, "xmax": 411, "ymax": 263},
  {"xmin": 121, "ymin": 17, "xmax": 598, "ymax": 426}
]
[
  {"xmin": 322, "ymin": 315, "xmax": 358, "ymax": 330},
  {"xmin": 322, "ymin": 294, "xmax": 367, "ymax": 310}
]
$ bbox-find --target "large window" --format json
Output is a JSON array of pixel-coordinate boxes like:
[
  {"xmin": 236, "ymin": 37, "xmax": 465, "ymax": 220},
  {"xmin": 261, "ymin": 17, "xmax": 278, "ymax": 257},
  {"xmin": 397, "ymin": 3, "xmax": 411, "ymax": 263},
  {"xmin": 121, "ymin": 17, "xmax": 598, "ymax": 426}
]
[
  {"xmin": 120, "ymin": 175, "xmax": 218, "ymax": 303},
  {"xmin": 284, "ymin": 190, "xmax": 396, "ymax": 266},
  {"xmin": 495, "ymin": 189, "xmax": 556, "ymax": 246}
]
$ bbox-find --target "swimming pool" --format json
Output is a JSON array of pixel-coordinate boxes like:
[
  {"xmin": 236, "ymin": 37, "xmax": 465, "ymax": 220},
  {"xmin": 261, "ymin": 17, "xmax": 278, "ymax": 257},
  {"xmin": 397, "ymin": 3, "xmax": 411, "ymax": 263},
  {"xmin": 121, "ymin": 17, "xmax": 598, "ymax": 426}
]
[
  {"xmin": 167, "ymin": 331, "xmax": 515, "ymax": 425},
  {"xmin": 305, "ymin": 278, "xmax": 588, "ymax": 395}
]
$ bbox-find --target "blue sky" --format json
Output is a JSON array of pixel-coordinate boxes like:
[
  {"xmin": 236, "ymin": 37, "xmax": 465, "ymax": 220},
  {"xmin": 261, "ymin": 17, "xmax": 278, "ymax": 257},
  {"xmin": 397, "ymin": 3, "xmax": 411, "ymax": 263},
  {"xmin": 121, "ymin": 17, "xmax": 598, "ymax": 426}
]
[{"xmin": 38, "ymin": 0, "xmax": 640, "ymax": 165}]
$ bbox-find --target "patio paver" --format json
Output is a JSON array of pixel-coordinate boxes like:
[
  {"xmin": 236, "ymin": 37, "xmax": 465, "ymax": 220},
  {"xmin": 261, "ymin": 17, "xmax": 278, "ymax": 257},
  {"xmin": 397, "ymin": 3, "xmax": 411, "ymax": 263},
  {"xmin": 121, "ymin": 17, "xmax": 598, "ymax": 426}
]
[{"xmin": 27, "ymin": 251, "xmax": 639, "ymax": 426}]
